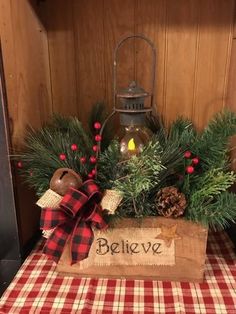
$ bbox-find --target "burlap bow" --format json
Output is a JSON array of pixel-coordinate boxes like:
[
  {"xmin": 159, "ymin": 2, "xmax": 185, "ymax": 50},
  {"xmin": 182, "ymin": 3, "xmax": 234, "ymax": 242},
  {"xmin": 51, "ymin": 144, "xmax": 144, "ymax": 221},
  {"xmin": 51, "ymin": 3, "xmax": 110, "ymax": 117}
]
[{"xmin": 40, "ymin": 180, "xmax": 107, "ymax": 264}]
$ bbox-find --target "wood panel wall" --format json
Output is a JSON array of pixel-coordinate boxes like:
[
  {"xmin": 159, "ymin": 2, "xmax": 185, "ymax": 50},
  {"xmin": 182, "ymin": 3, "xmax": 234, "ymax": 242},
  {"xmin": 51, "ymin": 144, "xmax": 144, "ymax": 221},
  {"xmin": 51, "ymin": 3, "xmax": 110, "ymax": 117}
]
[
  {"xmin": 227, "ymin": 4, "xmax": 236, "ymax": 172},
  {"xmin": 0, "ymin": 0, "xmax": 236, "ymax": 244},
  {"xmin": 42, "ymin": 0, "xmax": 235, "ymax": 129},
  {"xmin": 0, "ymin": 0, "xmax": 52, "ymax": 245},
  {"xmin": 1, "ymin": 0, "xmax": 235, "ymax": 141}
]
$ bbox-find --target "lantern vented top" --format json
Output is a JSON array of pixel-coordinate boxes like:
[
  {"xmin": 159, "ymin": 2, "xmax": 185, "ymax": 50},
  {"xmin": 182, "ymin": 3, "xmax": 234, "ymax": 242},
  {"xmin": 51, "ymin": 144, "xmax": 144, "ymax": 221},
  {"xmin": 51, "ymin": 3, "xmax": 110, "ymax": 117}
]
[
  {"xmin": 116, "ymin": 81, "xmax": 150, "ymax": 112},
  {"xmin": 117, "ymin": 81, "xmax": 149, "ymax": 99}
]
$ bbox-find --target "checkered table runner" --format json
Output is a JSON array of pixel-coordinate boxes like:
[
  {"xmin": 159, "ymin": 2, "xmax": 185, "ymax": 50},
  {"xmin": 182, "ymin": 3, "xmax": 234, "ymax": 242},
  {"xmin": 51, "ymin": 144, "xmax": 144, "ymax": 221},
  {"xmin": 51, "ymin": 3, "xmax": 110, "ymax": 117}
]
[{"xmin": 0, "ymin": 231, "xmax": 236, "ymax": 314}]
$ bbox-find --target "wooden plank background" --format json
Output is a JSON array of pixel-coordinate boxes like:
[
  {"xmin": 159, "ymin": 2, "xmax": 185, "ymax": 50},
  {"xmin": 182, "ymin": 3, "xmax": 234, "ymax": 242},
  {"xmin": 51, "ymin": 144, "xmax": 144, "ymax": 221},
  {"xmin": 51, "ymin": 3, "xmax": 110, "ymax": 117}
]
[
  {"xmin": 42, "ymin": 0, "xmax": 235, "ymax": 128},
  {"xmin": 0, "ymin": 0, "xmax": 52, "ymax": 245},
  {"xmin": 1, "ymin": 0, "xmax": 235, "ymax": 143},
  {"xmin": 0, "ymin": 0, "xmax": 236, "ymax": 244}
]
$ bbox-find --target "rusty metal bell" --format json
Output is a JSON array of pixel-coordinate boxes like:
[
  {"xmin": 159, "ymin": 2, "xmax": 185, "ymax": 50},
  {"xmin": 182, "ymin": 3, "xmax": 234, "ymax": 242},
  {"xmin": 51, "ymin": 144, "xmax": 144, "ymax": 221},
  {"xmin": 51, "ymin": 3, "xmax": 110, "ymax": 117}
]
[{"xmin": 50, "ymin": 168, "xmax": 82, "ymax": 196}]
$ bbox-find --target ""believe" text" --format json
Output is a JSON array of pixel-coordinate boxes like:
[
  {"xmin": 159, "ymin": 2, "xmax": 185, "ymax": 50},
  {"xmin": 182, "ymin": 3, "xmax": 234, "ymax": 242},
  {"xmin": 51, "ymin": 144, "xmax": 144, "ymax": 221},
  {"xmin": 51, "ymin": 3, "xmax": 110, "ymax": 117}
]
[{"xmin": 96, "ymin": 238, "xmax": 162, "ymax": 256}]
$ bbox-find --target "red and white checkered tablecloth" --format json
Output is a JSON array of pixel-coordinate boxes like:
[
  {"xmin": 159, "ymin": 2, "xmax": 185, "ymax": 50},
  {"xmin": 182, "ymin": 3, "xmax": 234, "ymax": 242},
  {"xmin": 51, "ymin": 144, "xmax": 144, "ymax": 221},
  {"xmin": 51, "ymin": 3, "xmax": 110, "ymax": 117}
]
[{"xmin": 0, "ymin": 231, "xmax": 236, "ymax": 314}]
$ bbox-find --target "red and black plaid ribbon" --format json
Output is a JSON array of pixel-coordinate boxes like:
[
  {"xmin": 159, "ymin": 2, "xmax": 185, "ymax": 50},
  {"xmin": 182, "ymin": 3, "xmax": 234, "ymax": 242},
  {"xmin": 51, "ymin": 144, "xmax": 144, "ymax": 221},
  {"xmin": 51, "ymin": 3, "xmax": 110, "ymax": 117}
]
[{"xmin": 40, "ymin": 180, "xmax": 107, "ymax": 264}]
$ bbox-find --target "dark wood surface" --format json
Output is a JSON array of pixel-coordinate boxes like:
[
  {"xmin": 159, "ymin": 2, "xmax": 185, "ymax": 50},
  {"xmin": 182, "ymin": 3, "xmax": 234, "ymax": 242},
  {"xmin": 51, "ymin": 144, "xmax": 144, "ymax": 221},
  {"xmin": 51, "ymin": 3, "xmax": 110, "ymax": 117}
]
[
  {"xmin": 0, "ymin": 46, "xmax": 21, "ymax": 296},
  {"xmin": 226, "ymin": 224, "xmax": 236, "ymax": 250}
]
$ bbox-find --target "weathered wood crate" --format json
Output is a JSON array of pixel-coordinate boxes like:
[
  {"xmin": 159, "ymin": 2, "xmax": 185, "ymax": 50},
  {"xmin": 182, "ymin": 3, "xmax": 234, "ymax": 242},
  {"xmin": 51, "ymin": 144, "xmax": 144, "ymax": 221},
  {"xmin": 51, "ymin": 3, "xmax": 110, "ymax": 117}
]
[{"xmin": 57, "ymin": 217, "xmax": 208, "ymax": 283}]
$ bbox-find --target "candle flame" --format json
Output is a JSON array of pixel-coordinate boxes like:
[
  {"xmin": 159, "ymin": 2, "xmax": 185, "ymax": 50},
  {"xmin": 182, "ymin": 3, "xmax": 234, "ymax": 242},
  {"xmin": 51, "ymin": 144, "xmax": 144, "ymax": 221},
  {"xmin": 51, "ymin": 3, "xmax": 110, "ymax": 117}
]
[{"xmin": 128, "ymin": 138, "xmax": 136, "ymax": 151}]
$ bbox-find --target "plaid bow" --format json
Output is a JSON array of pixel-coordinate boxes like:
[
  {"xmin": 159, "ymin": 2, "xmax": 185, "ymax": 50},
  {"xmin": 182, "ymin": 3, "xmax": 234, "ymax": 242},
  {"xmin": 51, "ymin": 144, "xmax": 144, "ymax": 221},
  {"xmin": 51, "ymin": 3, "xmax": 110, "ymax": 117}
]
[{"xmin": 40, "ymin": 180, "xmax": 107, "ymax": 264}]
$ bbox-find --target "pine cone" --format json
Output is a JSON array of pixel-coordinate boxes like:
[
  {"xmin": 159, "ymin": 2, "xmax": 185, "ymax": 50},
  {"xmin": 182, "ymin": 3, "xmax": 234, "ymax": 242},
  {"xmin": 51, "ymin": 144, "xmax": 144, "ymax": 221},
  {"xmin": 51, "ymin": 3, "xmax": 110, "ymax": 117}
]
[{"xmin": 155, "ymin": 186, "xmax": 187, "ymax": 218}]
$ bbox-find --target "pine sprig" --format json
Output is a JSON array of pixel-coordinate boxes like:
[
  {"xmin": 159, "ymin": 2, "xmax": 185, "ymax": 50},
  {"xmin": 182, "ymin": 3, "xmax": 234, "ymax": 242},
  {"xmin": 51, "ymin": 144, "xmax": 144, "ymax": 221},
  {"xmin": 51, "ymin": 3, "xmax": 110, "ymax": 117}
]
[
  {"xmin": 186, "ymin": 192, "xmax": 236, "ymax": 230},
  {"xmin": 16, "ymin": 115, "xmax": 94, "ymax": 196},
  {"xmin": 112, "ymin": 138, "xmax": 164, "ymax": 217},
  {"xmin": 96, "ymin": 140, "xmax": 122, "ymax": 190},
  {"xmin": 192, "ymin": 110, "xmax": 236, "ymax": 169},
  {"xmin": 190, "ymin": 169, "xmax": 235, "ymax": 197},
  {"xmin": 186, "ymin": 168, "xmax": 236, "ymax": 228},
  {"xmin": 147, "ymin": 115, "xmax": 196, "ymax": 187},
  {"xmin": 206, "ymin": 192, "xmax": 236, "ymax": 230},
  {"xmin": 114, "ymin": 139, "xmax": 163, "ymax": 194},
  {"xmin": 15, "ymin": 108, "xmax": 236, "ymax": 230},
  {"xmin": 168, "ymin": 117, "xmax": 197, "ymax": 150}
]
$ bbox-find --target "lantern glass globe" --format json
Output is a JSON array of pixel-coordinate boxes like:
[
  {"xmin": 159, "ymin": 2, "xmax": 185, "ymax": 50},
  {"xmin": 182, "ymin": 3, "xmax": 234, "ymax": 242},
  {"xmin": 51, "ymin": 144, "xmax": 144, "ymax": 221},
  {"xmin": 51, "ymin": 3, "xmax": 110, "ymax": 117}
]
[{"xmin": 118, "ymin": 125, "xmax": 152, "ymax": 158}]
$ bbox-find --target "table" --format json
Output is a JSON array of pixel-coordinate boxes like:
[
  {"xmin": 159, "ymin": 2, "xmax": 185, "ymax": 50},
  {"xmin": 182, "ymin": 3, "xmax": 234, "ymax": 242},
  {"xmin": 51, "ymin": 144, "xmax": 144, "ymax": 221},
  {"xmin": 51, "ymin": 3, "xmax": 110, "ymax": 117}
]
[{"xmin": 0, "ymin": 231, "xmax": 236, "ymax": 313}]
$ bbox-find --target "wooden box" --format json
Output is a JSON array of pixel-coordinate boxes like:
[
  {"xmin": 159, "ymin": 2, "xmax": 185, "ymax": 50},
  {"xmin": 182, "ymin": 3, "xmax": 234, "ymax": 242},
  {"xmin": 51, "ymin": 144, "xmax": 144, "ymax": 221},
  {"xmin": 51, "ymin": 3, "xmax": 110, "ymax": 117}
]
[{"xmin": 57, "ymin": 217, "xmax": 208, "ymax": 283}]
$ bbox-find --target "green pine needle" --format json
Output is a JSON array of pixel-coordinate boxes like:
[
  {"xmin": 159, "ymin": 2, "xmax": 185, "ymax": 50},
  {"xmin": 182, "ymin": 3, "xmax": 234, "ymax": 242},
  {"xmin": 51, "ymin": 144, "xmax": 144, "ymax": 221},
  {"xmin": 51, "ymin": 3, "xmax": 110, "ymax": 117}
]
[
  {"xmin": 185, "ymin": 168, "xmax": 236, "ymax": 228},
  {"xmin": 14, "ymin": 109, "xmax": 236, "ymax": 230},
  {"xmin": 192, "ymin": 110, "xmax": 236, "ymax": 169},
  {"xmin": 16, "ymin": 115, "xmax": 94, "ymax": 196},
  {"xmin": 98, "ymin": 137, "xmax": 164, "ymax": 218}
]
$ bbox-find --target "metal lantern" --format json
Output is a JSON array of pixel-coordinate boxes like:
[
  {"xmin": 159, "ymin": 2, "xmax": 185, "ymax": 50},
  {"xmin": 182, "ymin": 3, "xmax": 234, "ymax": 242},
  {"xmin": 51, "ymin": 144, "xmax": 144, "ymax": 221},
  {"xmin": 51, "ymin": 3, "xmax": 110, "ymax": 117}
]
[
  {"xmin": 117, "ymin": 80, "xmax": 148, "ymax": 106},
  {"xmin": 101, "ymin": 34, "xmax": 156, "ymax": 157}
]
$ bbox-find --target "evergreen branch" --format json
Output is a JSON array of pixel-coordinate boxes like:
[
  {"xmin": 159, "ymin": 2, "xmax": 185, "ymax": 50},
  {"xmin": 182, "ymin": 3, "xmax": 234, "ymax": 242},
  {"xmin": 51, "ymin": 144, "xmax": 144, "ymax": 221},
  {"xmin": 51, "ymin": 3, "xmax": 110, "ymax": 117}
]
[
  {"xmin": 186, "ymin": 192, "xmax": 236, "ymax": 230},
  {"xmin": 168, "ymin": 117, "xmax": 197, "ymax": 150},
  {"xmin": 113, "ymin": 138, "xmax": 164, "ymax": 217},
  {"xmin": 15, "ymin": 115, "xmax": 94, "ymax": 196},
  {"xmin": 192, "ymin": 110, "xmax": 236, "ymax": 169},
  {"xmin": 147, "ymin": 115, "xmax": 196, "ymax": 187},
  {"xmin": 191, "ymin": 168, "xmax": 235, "ymax": 198},
  {"xmin": 14, "ymin": 108, "xmax": 236, "ymax": 230},
  {"xmin": 146, "ymin": 114, "xmax": 166, "ymax": 140},
  {"xmin": 96, "ymin": 140, "xmax": 122, "ymax": 190},
  {"xmin": 186, "ymin": 169, "xmax": 236, "ymax": 227}
]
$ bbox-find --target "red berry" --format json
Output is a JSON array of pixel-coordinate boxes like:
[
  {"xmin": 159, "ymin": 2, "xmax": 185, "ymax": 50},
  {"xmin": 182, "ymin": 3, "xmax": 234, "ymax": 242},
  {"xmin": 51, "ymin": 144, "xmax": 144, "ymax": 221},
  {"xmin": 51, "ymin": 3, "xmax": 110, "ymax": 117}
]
[
  {"xmin": 71, "ymin": 144, "xmax": 78, "ymax": 151},
  {"xmin": 88, "ymin": 173, "xmax": 94, "ymax": 178},
  {"xmin": 184, "ymin": 151, "xmax": 192, "ymax": 158},
  {"xmin": 95, "ymin": 134, "xmax": 102, "ymax": 142},
  {"xmin": 59, "ymin": 154, "xmax": 66, "ymax": 161},
  {"xmin": 17, "ymin": 161, "xmax": 23, "ymax": 168},
  {"xmin": 94, "ymin": 122, "xmax": 101, "ymax": 130},
  {"xmin": 92, "ymin": 169, "xmax": 96, "ymax": 175},
  {"xmin": 192, "ymin": 157, "xmax": 199, "ymax": 165},
  {"xmin": 92, "ymin": 145, "xmax": 99, "ymax": 152},
  {"xmin": 90, "ymin": 156, "xmax": 97, "ymax": 164},
  {"xmin": 186, "ymin": 165, "xmax": 194, "ymax": 174},
  {"xmin": 80, "ymin": 157, "xmax": 86, "ymax": 164}
]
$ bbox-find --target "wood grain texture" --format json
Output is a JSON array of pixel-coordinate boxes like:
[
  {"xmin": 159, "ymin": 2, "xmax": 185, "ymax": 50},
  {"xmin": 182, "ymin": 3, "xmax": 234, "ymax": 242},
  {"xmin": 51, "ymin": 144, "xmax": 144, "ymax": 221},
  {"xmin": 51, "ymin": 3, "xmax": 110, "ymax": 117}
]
[
  {"xmin": 164, "ymin": 0, "xmax": 199, "ymax": 124},
  {"xmin": 103, "ymin": 0, "xmax": 135, "ymax": 110},
  {"xmin": 0, "ymin": 53, "xmax": 21, "ymax": 260},
  {"xmin": 192, "ymin": 0, "xmax": 234, "ymax": 130},
  {"xmin": 135, "ymin": 0, "xmax": 167, "ymax": 116},
  {"xmin": 1, "ymin": 0, "xmax": 235, "ymax": 132},
  {"xmin": 227, "ymin": 0, "xmax": 236, "ymax": 110},
  {"xmin": 30, "ymin": 0, "xmax": 235, "ymax": 129},
  {"xmin": 73, "ymin": 0, "xmax": 106, "ymax": 125},
  {"xmin": 227, "ymin": 40, "xmax": 236, "ymax": 111},
  {"xmin": 43, "ymin": 0, "xmax": 78, "ymax": 117},
  {"xmin": 0, "ymin": 0, "xmax": 52, "ymax": 147},
  {"xmin": 227, "ymin": 0, "xmax": 236, "ymax": 112},
  {"xmin": 57, "ymin": 217, "xmax": 208, "ymax": 283},
  {"xmin": 0, "ymin": 0, "xmax": 52, "ymax": 245},
  {"xmin": 226, "ymin": 6, "xmax": 236, "ymax": 172}
]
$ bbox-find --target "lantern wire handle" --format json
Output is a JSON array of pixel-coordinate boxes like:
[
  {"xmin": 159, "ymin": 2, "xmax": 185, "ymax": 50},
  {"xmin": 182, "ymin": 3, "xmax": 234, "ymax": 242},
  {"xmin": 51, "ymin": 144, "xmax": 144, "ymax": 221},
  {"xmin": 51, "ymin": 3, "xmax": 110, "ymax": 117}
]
[
  {"xmin": 113, "ymin": 34, "xmax": 156, "ymax": 111},
  {"xmin": 95, "ymin": 34, "xmax": 156, "ymax": 178}
]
